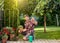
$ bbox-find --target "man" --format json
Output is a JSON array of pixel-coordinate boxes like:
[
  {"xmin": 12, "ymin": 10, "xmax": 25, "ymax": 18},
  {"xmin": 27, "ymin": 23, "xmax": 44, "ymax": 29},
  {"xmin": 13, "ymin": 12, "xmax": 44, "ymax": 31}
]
[{"xmin": 23, "ymin": 15, "xmax": 37, "ymax": 40}]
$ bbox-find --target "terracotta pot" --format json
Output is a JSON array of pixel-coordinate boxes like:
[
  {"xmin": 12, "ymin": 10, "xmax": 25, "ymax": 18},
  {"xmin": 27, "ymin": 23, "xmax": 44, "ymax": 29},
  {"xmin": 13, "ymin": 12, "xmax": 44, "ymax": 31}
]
[
  {"xmin": 10, "ymin": 34, "xmax": 15, "ymax": 40},
  {"xmin": 2, "ymin": 38, "xmax": 7, "ymax": 43}
]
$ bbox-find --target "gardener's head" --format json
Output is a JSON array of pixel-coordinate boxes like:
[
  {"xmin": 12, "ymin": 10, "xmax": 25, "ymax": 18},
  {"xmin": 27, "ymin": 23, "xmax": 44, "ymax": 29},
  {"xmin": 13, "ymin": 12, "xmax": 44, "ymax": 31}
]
[{"xmin": 24, "ymin": 14, "xmax": 29, "ymax": 21}]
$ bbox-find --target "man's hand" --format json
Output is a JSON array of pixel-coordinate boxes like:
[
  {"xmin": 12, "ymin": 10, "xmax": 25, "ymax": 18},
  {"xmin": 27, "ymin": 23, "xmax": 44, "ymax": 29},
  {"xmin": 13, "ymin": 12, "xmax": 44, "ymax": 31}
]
[
  {"xmin": 18, "ymin": 30, "xmax": 22, "ymax": 33},
  {"xmin": 23, "ymin": 29, "xmax": 27, "ymax": 32}
]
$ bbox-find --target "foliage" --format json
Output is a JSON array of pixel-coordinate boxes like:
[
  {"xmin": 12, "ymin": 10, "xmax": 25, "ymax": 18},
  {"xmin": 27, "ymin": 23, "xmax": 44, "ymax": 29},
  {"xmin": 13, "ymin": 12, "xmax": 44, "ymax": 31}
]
[
  {"xmin": 18, "ymin": 0, "xmax": 39, "ymax": 16},
  {"xmin": 17, "ymin": 25, "xmax": 23, "ymax": 29},
  {"xmin": 2, "ymin": 34, "xmax": 8, "ymax": 39},
  {"xmin": 33, "ymin": 0, "xmax": 60, "ymax": 26},
  {"xmin": 0, "ymin": 27, "xmax": 16, "ymax": 41},
  {"xmin": 6, "ymin": 27, "xmax": 16, "ymax": 34},
  {"xmin": 18, "ymin": 0, "xmax": 60, "ymax": 26},
  {"xmin": 2, "ymin": 0, "xmax": 60, "ymax": 27},
  {"xmin": 4, "ymin": 0, "xmax": 20, "ymax": 27}
]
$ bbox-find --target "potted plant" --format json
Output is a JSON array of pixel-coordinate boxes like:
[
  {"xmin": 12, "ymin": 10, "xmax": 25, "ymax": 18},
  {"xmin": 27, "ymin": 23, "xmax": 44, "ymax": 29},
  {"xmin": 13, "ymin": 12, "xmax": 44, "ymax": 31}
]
[
  {"xmin": 17, "ymin": 34, "xmax": 23, "ymax": 40},
  {"xmin": 1, "ymin": 27, "xmax": 10, "ymax": 43},
  {"xmin": 2, "ymin": 34, "xmax": 8, "ymax": 43},
  {"xmin": 10, "ymin": 31, "xmax": 15, "ymax": 41},
  {"xmin": 17, "ymin": 25, "xmax": 23, "ymax": 40},
  {"xmin": 4, "ymin": 27, "xmax": 16, "ymax": 41}
]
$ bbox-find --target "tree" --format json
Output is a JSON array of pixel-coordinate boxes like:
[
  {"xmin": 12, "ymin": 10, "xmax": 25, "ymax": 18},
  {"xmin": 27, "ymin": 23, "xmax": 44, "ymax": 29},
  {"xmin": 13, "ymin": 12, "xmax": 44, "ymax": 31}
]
[
  {"xmin": 33, "ymin": 0, "xmax": 60, "ymax": 32},
  {"xmin": 33, "ymin": 0, "xmax": 50, "ymax": 33},
  {"xmin": 18, "ymin": 0, "xmax": 39, "ymax": 16}
]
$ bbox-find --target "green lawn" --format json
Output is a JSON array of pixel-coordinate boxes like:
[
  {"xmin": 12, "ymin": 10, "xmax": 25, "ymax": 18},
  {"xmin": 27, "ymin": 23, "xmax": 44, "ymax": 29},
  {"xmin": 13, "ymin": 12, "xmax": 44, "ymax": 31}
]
[{"xmin": 34, "ymin": 26, "xmax": 60, "ymax": 39}]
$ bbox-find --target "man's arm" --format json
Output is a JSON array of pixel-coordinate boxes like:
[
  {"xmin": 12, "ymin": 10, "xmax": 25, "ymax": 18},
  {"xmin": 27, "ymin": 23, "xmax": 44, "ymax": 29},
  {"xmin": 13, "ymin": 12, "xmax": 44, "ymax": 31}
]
[
  {"xmin": 34, "ymin": 20, "xmax": 38, "ymax": 25},
  {"xmin": 31, "ymin": 17, "xmax": 38, "ymax": 25}
]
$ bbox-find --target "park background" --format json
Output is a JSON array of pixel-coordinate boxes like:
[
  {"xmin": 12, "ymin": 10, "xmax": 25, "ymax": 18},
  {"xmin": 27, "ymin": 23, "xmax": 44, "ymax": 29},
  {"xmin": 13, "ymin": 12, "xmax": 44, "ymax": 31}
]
[{"xmin": 0, "ymin": 0, "xmax": 60, "ymax": 41}]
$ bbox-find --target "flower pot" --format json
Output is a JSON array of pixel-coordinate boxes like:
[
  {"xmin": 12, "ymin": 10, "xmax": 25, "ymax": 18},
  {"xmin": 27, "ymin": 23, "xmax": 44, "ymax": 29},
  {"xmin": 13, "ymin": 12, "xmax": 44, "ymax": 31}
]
[
  {"xmin": 10, "ymin": 34, "xmax": 15, "ymax": 40},
  {"xmin": 2, "ymin": 38, "xmax": 7, "ymax": 43}
]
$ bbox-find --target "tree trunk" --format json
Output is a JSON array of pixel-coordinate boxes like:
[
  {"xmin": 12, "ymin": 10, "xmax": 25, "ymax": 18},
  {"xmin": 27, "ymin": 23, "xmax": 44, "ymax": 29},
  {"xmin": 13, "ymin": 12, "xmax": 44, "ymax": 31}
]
[
  {"xmin": 44, "ymin": 14, "xmax": 46, "ymax": 33},
  {"xmin": 56, "ymin": 14, "xmax": 59, "ymax": 26}
]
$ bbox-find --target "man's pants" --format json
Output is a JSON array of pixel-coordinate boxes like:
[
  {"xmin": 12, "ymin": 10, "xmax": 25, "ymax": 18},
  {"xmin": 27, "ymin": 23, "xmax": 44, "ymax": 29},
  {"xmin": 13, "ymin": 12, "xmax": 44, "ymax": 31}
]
[{"xmin": 24, "ymin": 32, "xmax": 34, "ymax": 40}]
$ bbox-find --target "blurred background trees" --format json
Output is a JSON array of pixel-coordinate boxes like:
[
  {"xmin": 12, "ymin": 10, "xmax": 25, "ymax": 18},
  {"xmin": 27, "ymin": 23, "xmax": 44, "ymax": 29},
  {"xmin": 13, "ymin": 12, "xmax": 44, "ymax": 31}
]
[
  {"xmin": 4, "ymin": 0, "xmax": 20, "ymax": 27},
  {"xmin": 0, "ymin": 0, "xmax": 60, "ymax": 31}
]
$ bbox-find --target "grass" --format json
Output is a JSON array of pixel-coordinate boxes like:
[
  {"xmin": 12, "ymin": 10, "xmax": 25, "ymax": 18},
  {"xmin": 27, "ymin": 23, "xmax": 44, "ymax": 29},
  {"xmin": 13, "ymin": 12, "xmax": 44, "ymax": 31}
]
[
  {"xmin": 34, "ymin": 26, "xmax": 60, "ymax": 39},
  {"xmin": 35, "ymin": 26, "xmax": 60, "ymax": 31},
  {"xmin": 18, "ymin": 26, "xmax": 60, "ymax": 39}
]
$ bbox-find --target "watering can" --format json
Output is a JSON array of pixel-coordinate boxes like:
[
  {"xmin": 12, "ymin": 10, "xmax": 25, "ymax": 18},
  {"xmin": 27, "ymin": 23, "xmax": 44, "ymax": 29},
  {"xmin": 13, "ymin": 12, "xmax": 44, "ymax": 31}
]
[{"xmin": 28, "ymin": 35, "xmax": 33, "ymax": 43}]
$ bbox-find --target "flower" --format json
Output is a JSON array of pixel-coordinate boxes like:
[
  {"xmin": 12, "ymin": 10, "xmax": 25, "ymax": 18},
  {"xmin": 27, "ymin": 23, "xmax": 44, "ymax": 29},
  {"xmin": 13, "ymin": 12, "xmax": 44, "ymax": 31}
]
[
  {"xmin": 12, "ymin": 27, "xmax": 16, "ymax": 31},
  {"xmin": 5, "ymin": 31, "xmax": 10, "ymax": 35},
  {"xmin": 2, "ymin": 27, "xmax": 10, "ymax": 35}
]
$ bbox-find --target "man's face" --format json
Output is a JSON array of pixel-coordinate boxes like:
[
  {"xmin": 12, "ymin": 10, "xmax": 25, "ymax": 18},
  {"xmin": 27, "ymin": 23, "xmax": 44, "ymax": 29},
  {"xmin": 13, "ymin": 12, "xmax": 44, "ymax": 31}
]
[{"xmin": 25, "ymin": 16, "xmax": 29, "ymax": 21}]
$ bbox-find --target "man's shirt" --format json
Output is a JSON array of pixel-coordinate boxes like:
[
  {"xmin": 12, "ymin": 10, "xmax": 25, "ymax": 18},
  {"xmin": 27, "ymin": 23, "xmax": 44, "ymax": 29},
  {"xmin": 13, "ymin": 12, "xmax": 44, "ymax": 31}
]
[{"xmin": 24, "ymin": 20, "xmax": 35, "ymax": 33}]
